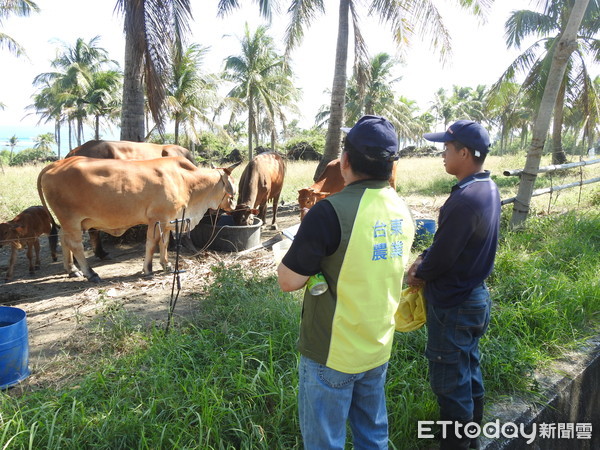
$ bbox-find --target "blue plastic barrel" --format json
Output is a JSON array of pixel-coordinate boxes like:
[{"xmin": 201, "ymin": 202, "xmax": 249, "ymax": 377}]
[
  {"xmin": 0, "ymin": 306, "xmax": 31, "ymax": 390},
  {"xmin": 415, "ymin": 219, "xmax": 436, "ymax": 242}
]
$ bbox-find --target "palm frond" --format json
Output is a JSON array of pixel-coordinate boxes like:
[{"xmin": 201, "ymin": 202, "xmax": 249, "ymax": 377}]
[
  {"xmin": 284, "ymin": 0, "xmax": 325, "ymax": 54},
  {"xmin": 505, "ymin": 9, "xmax": 557, "ymax": 49}
]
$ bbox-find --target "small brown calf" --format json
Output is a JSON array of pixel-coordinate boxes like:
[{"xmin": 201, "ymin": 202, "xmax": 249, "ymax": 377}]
[{"xmin": 0, "ymin": 206, "xmax": 58, "ymax": 282}]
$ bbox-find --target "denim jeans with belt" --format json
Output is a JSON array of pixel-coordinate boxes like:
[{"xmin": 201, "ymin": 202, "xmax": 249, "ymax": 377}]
[
  {"xmin": 425, "ymin": 284, "xmax": 491, "ymax": 421},
  {"xmin": 298, "ymin": 355, "xmax": 389, "ymax": 449}
]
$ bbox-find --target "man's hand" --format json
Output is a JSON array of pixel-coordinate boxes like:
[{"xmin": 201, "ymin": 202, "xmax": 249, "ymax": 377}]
[{"xmin": 407, "ymin": 256, "xmax": 425, "ymax": 288}]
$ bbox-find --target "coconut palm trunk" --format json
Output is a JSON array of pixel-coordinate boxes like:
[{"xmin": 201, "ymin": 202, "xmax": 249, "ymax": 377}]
[
  {"xmin": 248, "ymin": 92, "xmax": 255, "ymax": 160},
  {"xmin": 314, "ymin": 0, "xmax": 350, "ymax": 181},
  {"xmin": 551, "ymin": 79, "xmax": 568, "ymax": 164},
  {"xmin": 120, "ymin": 28, "xmax": 146, "ymax": 142},
  {"xmin": 511, "ymin": 0, "xmax": 590, "ymax": 228}
]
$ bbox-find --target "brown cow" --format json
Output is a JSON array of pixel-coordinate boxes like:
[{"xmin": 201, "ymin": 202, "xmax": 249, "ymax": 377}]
[
  {"xmin": 297, "ymin": 158, "xmax": 398, "ymax": 219},
  {"xmin": 231, "ymin": 152, "xmax": 286, "ymax": 228},
  {"xmin": 0, "ymin": 206, "xmax": 58, "ymax": 281},
  {"xmin": 38, "ymin": 156, "xmax": 238, "ymax": 283},
  {"xmin": 65, "ymin": 140, "xmax": 196, "ymax": 164},
  {"xmin": 66, "ymin": 139, "xmax": 197, "ymax": 259}
]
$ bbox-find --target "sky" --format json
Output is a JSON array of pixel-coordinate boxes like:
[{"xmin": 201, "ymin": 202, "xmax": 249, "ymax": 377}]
[{"xmin": 0, "ymin": 0, "xmax": 597, "ymax": 152}]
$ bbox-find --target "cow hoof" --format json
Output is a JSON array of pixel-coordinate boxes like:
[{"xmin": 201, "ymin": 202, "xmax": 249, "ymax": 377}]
[
  {"xmin": 88, "ymin": 274, "xmax": 102, "ymax": 283},
  {"xmin": 96, "ymin": 254, "xmax": 112, "ymax": 261},
  {"xmin": 142, "ymin": 272, "xmax": 154, "ymax": 278},
  {"xmin": 69, "ymin": 271, "xmax": 83, "ymax": 278}
]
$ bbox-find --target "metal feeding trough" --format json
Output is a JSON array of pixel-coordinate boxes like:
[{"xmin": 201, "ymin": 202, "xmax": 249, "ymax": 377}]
[{"xmin": 190, "ymin": 214, "xmax": 262, "ymax": 252}]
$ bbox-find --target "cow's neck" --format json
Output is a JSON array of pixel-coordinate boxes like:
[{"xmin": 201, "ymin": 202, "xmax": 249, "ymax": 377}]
[{"xmin": 184, "ymin": 169, "xmax": 227, "ymax": 229}]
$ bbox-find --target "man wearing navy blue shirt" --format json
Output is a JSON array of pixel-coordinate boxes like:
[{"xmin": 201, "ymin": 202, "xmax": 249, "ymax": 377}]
[{"xmin": 408, "ymin": 120, "xmax": 500, "ymax": 450}]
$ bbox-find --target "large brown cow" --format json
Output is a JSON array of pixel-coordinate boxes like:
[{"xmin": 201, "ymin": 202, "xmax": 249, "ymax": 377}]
[
  {"xmin": 38, "ymin": 156, "xmax": 238, "ymax": 283},
  {"xmin": 231, "ymin": 152, "xmax": 286, "ymax": 228},
  {"xmin": 297, "ymin": 158, "xmax": 398, "ymax": 219},
  {"xmin": 66, "ymin": 139, "xmax": 197, "ymax": 259},
  {"xmin": 0, "ymin": 206, "xmax": 58, "ymax": 281},
  {"xmin": 66, "ymin": 140, "xmax": 196, "ymax": 164}
]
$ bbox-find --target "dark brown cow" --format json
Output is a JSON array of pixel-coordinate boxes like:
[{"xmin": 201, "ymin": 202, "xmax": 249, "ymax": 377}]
[
  {"xmin": 65, "ymin": 140, "xmax": 196, "ymax": 164},
  {"xmin": 0, "ymin": 206, "xmax": 58, "ymax": 281},
  {"xmin": 65, "ymin": 140, "xmax": 197, "ymax": 259},
  {"xmin": 297, "ymin": 158, "xmax": 398, "ymax": 219},
  {"xmin": 231, "ymin": 152, "xmax": 286, "ymax": 227},
  {"xmin": 38, "ymin": 156, "xmax": 238, "ymax": 282}
]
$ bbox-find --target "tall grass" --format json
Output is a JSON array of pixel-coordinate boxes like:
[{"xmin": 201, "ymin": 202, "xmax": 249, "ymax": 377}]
[{"xmin": 1, "ymin": 212, "xmax": 598, "ymax": 449}]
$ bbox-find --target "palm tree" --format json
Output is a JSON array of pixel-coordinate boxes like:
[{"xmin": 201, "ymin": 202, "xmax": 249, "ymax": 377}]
[
  {"xmin": 223, "ymin": 24, "xmax": 297, "ymax": 159},
  {"xmin": 33, "ymin": 132, "xmax": 55, "ymax": 154},
  {"xmin": 0, "ymin": 0, "xmax": 39, "ymax": 56},
  {"xmin": 8, "ymin": 134, "xmax": 17, "ymax": 163},
  {"xmin": 166, "ymin": 43, "xmax": 220, "ymax": 145},
  {"xmin": 486, "ymin": 81, "xmax": 534, "ymax": 153},
  {"xmin": 344, "ymin": 52, "xmax": 401, "ymax": 124},
  {"xmin": 494, "ymin": 0, "xmax": 600, "ymax": 164},
  {"xmin": 87, "ymin": 70, "xmax": 123, "ymax": 140},
  {"xmin": 115, "ymin": 0, "xmax": 193, "ymax": 142},
  {"xmin": 32, "ymin": 36, "xmax": 116, "ymax": 147},
  {"xmin": 511, "ymin": 0, "xmax": 591, "ymax": 227},
  {"xmin": 29, "ymin": 81, "xmax": 66, "ymax": 157}
]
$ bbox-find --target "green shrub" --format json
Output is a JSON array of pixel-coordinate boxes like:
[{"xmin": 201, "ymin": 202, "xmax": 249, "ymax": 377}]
[{"xmin": 8, "ymin": 147, "xmax": 56, "ymax": 166}]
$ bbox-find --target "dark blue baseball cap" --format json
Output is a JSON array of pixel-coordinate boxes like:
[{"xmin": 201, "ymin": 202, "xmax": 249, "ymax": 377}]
[
  {"xmin": 424, "ymin": 120, "xmax": 491, "ymax": 157},
  {"xmin": 341, "ymin": 115, "xmax": 399, "ymax": 161}
]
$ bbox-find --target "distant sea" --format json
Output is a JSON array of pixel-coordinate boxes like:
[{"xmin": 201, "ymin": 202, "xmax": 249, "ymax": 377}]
[{"xmin": 0, "ymin": 124, "xmax": 119, "ymax": 156}]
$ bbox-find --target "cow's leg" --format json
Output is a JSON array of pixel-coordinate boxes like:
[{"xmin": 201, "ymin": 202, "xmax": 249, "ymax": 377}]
[
  {"xmin": 88, "ymin": 229, "xmax": 110, "ymax": 260},
  {"xmin": 48, "ymin": 223, "xmax": 58, "ymax": 262},
  {"xmin": 5, "ymin": 245, "xmax": 18, "ymax": 281},
  {"xmin": 61, "ymin": 229, "xmax": 101, "ymax": 282},
  {"xmin": 142, "ymin": 225, "xmax": 160, "ymax": 276},
  {"xmin": 25, "ymin": 241, "xmax": 35, "ymax": 274},
  {"xmin": 158, "ymin": 232, "xmax": 172, "ymax": 273},
  {"xmin": 271, "ymin": 194, "xmax": 281, "ymax": 228},
  {"xmin": 258, "ymin": 204, "xmax": 268, "ymax": 225},
  {"xmin": 33, "ymin": 238, "xmax": 42, "ymax": 270}
]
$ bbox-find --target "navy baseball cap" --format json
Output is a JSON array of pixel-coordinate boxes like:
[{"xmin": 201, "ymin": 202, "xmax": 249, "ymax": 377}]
[
  {"xmin": 424, "ymin": 120, "xmax": 491, "ymax": 157},
  {"xmin": 341, "ymin": 115, "xmax": 399, "ymax": 161}
]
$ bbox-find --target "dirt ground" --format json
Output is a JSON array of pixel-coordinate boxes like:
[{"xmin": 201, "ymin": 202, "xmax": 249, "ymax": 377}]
[{"xmin": 0, "ymin": 204, "xmax": 303, "ymax": 389}]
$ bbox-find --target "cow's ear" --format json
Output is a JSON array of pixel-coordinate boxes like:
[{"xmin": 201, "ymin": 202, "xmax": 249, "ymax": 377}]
[{"xmin": 224, "ymin": 160, "xmax": 242, "ymax": 174}]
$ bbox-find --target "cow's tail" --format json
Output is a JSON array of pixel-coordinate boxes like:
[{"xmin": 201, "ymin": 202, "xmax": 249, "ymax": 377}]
[{"xmin": 37, "ymin": 164, "xmax": 60, "ymax": 261}]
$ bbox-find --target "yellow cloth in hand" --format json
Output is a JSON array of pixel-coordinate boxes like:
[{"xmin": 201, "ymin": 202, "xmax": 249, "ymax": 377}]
[{"xmin": 395, "ymin": 287, "xmax": 426, "ymax": 332}]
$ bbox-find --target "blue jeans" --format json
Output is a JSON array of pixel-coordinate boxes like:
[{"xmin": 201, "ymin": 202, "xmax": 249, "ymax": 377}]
[
  {"xmin": 298, "ymin": 355, "xmax": 389, "ymax": 449},
  {"xmin": 426, "ymin": 284, "xmax": 491, "ymax": 422}
]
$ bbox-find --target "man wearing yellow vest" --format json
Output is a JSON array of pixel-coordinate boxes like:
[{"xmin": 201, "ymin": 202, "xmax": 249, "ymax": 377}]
[{"xmin": 278, "ymin": 115, "xmax": 415, "ymax": 449}]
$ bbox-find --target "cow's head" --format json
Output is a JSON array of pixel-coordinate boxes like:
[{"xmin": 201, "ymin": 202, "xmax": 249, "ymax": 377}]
[
  {"xmin": 231, "ymin": 204, "xmax": 260, "ymax": 226},
  {"xmin": 0, "ymin": 222, "xmax": 22, "ymax": 249},
  {"xmin": 298, "ymin": 188, "xmax": 330, "ymax": 220},
  {"xmin": 217, "ymin": 163, "xmax": 240, "ymax": 211}
]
